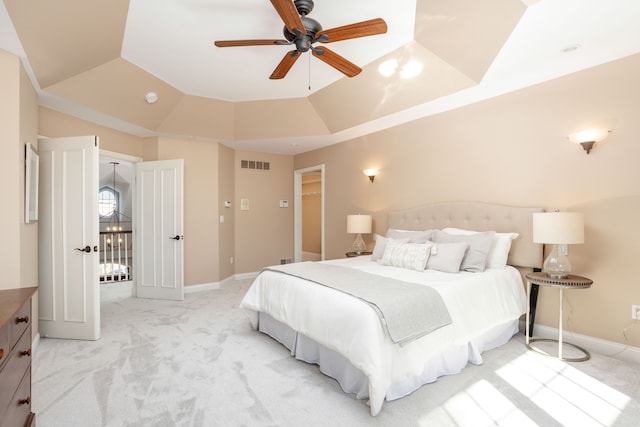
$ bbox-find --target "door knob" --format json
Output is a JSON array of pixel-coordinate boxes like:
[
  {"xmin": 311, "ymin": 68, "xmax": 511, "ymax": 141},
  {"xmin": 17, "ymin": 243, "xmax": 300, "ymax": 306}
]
[
  {"xmin": 74, "ymin": 245, "xmax": 92, "ymax": 253},
  {"xmin": 170, "ymin": 235, "xmax": 182, "ymax": 240}
]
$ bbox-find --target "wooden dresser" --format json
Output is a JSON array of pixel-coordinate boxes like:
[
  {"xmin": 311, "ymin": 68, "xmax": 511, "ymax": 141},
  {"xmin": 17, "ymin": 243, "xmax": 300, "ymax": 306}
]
[{"xmin": 0, "ymin": 287, "xmax": 37, "ymax": 427}]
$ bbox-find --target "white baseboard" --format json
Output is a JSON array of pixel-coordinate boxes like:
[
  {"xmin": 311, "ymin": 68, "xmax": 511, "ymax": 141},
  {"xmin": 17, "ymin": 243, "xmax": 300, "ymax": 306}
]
[
  {"xmin": 235, "ymin": 272, "xmax": 259, "ymax": 281},
  {"xmin": 520, "ymin": 320, "xmax": 640, "ymax": 364},
  {"xmin": 184, "ymin": 275, "xmax": 247, "ymax": 293},
  {"xmin": 184, "ymin": 281, "xmax": 221, "ymax": 293}
]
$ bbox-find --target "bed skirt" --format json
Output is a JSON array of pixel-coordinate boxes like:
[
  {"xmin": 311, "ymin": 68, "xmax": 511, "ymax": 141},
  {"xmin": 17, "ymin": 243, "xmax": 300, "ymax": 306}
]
[{"xmin": 257, "ymin": 311, "xmax": 519, "ymax": 407}]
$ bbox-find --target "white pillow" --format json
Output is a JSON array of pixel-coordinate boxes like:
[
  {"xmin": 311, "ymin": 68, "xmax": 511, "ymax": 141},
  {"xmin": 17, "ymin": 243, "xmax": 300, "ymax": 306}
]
[
  {"xmin": 433, "ymin": 230, "xmax": 495, "ymax": 272},
  {"xmin": 385, "ymin": 228, "xmax": 434, "ymax": 243},
  {"xmin": 441, "ymin": 227, "xmax": 519, "ymax": 268},
  {"xmin": 371, "ymin": 235, "xmax": 410, "ymax": 261},
  {"xmin": 378, "ymin": 241, "xmax": 433, "ymax": 271},
  {"xmin": 425, "ymin": 242, "xmax": 469, "ymax": 273}
]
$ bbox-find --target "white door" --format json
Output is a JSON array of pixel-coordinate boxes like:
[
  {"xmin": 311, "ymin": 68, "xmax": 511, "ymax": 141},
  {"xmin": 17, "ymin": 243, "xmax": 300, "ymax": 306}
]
[
  {"xmin": 38, "ymin": 136, "xmax": 100, "ymax": 340},
  {"xmin": 135, "ymin": 160, "xmax": 184, "ymax": 300}
]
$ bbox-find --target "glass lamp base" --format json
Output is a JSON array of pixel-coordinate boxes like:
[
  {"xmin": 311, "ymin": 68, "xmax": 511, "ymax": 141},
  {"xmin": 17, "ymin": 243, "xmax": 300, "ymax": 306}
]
[
  {"xmin": 543, "ymin": 244, "xmax": 572, "ymax": 279},
  {"xmin": 351, "ymin": 233, "xmax": 366, "ymax": 254}
]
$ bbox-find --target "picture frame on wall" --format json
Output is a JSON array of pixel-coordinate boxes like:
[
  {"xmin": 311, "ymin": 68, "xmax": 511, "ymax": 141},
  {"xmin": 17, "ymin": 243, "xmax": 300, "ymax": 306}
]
[{"xmin": 25, "ymin": 142, "xmax": 39, "ymax": 223}]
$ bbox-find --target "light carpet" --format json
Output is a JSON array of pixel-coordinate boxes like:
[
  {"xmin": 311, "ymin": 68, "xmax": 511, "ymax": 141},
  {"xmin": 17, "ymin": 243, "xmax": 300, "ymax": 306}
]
[{"xmin": 32, "ymin": 279, "xmax": 640, "ymax": 426}]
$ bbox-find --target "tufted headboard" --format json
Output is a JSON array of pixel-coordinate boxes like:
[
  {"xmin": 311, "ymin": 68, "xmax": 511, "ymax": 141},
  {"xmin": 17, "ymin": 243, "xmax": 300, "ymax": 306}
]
[{"xmin": 387, "ymin": 201, "xmax": 544, "ymax": 269}]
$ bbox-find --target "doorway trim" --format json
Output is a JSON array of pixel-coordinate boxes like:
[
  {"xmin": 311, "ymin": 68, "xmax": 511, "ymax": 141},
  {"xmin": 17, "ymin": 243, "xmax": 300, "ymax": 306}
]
[
  {"xmin": 294, "ymin": 164, "xmax": 325, "ymax": 263},
  {"xmin": 100, "ymin": 149, "xmax": 142, "ymax": 164}
]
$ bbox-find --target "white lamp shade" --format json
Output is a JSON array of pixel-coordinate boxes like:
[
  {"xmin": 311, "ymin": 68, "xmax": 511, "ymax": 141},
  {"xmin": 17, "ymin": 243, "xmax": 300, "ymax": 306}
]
[
  {"xmin": 533, "ymin": 212, "xmax": 584, "ymax": 244},
  {"xmin": 347, "ymin": 214, "xmax": 372, "ymax": 234}
]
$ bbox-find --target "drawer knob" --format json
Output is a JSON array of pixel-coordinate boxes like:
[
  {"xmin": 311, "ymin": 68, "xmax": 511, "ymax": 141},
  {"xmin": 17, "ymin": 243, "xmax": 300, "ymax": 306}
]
[
  {"xmin": 16, "ymin": 315, "xmax": 30, "ymax": 324},
  {"xmin": 19, "ymin": 396, "xmax": 31, "ymax": 405},
  {"xmin": 20, "ymin": 348, "xmax": 32, "ymax": 357}
]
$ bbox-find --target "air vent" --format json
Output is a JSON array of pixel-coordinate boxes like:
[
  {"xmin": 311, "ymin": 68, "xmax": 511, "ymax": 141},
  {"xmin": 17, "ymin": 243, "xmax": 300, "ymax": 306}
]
[{"xmin": 241, "ymin": 160, "xmax": 270, "ymax": 170}]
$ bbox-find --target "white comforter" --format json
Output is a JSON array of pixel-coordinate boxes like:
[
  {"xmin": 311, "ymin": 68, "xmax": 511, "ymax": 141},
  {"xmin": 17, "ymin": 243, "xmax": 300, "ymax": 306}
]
[{"xmin": 240, "ymin": 256, "xmax": 526, "ymax": 415}]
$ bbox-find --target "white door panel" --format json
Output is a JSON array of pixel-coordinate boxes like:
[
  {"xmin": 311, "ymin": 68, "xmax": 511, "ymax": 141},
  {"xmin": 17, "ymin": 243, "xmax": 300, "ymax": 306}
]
[
  {"xmin": 136, "ymin": 160, "xmax": 184, "ymax": 300},
  {"xmin": 38, "ymin": 136, "xmax": 100, "ymax": 340}
]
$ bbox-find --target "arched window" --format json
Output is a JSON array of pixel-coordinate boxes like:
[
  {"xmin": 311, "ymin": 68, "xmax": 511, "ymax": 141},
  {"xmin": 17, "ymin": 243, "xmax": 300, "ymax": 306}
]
[{"xmin": 98, "ymin": 186, "xmax": 119, "ymax": 217}]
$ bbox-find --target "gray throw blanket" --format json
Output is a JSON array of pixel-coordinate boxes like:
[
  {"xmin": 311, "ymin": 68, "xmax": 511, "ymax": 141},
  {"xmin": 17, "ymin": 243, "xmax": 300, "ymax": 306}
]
[{"xmin": 263, "ymin": 263, "xmax": 452, "ymax": 344}]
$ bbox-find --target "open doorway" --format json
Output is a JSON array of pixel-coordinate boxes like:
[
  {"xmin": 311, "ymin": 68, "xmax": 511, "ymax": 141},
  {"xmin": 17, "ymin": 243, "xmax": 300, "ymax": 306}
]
[
  {"xmin": 294, "ymin": 165, "xmax": 325, "ymax": 262},
  {"xmin": 99, "ymin": 150, "xmax": 140, "ymax": 285}
]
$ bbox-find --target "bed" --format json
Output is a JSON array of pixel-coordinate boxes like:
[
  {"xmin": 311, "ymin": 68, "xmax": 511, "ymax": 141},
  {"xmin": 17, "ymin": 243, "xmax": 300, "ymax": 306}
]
[{"xmin": 240, "ymin": 202, "xmax": 544, "ymax": 415}]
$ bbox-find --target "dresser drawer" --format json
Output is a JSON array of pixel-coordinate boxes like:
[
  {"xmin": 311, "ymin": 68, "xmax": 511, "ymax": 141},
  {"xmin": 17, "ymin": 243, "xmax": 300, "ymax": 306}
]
[
  {"xmin": 0, "ymin": 288, "xmax": 36, "ymax": 427},
  {"xmin": 0, "ymin": 369, "xmax": 32, "ymax": 427},
  {"xmin": 0, "ymin": 329, "xmax": 32, "ymax": 418},
  {"xmin": 9, "ymin": 299, "xmax": 31, "ymax": 350},
  {"xmin": 0, "ymin": 322, "xmax": 9, "ymax": 371}
]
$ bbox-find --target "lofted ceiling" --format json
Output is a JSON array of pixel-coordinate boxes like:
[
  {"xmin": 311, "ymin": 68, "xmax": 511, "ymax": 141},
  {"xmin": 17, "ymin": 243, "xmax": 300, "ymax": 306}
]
[{"xmin": 2, "ymin": 0, "xmax": 640, "ymax": 155}]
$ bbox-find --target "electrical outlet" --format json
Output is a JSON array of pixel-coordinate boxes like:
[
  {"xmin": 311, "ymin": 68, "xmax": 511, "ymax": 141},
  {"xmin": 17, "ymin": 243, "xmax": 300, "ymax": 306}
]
[{"xmin": 632, "ymin": 305, "xmax": 640, "ymax": 320}]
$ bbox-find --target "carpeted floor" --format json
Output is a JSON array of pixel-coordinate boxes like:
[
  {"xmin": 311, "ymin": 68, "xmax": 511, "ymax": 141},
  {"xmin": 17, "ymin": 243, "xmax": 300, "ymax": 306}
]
[{"xmin": 32, "ymin": 279, "xmax": 640, "ymax": 426}]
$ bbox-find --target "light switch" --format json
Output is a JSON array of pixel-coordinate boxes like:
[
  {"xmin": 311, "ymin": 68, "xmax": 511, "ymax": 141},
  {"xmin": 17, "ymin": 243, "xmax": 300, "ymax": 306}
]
[
  {"xmin": 279, "ymin": 200, "xmax": 289, "ymax": 208},
  {"xmin": 241, "ymin": 199, "xmax": 249, "ymax": 211},
  {"xmin": 219, "ymin": 215, "xmax": 224, "ymax": 223}
]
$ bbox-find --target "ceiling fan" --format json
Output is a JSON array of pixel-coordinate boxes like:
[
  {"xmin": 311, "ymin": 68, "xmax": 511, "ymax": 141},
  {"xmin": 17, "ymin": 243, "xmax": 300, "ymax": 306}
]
[{"xmin": 214, "ymin": 0, "xmax": 387, "ymax": 79}]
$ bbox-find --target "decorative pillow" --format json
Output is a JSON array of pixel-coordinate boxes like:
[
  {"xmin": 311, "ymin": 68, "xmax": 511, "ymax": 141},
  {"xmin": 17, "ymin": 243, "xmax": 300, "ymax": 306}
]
[
  {"xmin": 371, "ymin": 235, "xmax": 410, "ymax": 261},
  {"xmin": 425, "ymin": 242, "xmax": 469, "ymax": 273},
  {"xmin": 433, "ymin": 230, "xmax": 495, "ymax": 272},
  {"xmin": 378, "ymin": 241, "xmax": 433, "ymax": 271},
  {"xmin": 442, "ymin": 227, "xmax": 519, "ymax": 268},
  {"xmin": 385, "ymin": 228, "xmax": 434, "ymax": 243}
]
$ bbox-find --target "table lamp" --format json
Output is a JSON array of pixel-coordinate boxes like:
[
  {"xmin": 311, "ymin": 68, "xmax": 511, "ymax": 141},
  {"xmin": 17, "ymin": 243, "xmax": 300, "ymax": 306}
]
[
  {"xmin": 347, "ymin": 214, "xmax": 372, "ymax": 254},
  {"xmin": 533, "ymin": 212, "xmax": 584, "ymax": 279}
]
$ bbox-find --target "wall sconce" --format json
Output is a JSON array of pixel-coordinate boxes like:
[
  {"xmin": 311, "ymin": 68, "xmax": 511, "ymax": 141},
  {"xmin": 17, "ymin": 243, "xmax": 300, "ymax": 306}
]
[
  {"xmin": 363, "ymin": 169, "xmax": 378, "ymax": 183},
  {"xmin": 568, "ymin": 129, "xmax": 609, "ymax": 154}
]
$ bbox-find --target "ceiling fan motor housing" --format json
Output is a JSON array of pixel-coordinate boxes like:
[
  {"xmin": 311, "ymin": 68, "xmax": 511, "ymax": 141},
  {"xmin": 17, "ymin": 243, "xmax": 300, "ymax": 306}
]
[{"xmin": 283, "ymin": 16, "xmax": 322, "ymax": 52}]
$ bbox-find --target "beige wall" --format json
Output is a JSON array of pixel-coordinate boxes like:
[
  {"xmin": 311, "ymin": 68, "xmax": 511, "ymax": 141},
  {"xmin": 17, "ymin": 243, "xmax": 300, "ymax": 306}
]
[
  {"xmin": 19, "ymin": 66, "xmax": 39, "ymax": 289},
  {"xmin": 234, "ymin": 151, "xmax": 294, "ymax": 272},
  {"xmin": 0, "ymin": 49, "xmax": 22, "ymax": 289},
  {"xmin": 1, "ymin": 49, "xmax": 39, "ymax": 339},
  {"xmin": 295, "ymin": 53, "xmax": 640, "ymax": 347},
  {"xmin": 0, "ymin": 49, "xmax": 38, "ymax": 291},
  {"xmin": 218, "ymin": 144, "xmax": 235, "ymax": 280}
]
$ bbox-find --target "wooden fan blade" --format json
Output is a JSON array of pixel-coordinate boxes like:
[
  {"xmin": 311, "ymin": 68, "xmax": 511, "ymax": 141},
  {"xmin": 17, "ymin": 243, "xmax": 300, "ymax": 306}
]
[
  {"xmin": 270, "ymin": 0, "xmax": 306, "ymax": 37},
  {"xmin": 312, "ymin": 47, "xmax": 361, "ymax": 77},
  {"xmin": 317, "ymin": 18, "xmax": 387, "ymax": 43},
  {"xmin": 214, "ymin": 39, "xmax": 287, "ymax": 47},
  {"xmin": 270, "ymin": 50, "xmax": 302, "ymax": 79}
]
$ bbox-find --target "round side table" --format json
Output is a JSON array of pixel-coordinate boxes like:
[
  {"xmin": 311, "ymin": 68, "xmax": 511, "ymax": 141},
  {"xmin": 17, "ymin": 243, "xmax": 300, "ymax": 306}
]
[{"xmin": 525, "ymin": 272, "xmax": 593, "ymax": 362}]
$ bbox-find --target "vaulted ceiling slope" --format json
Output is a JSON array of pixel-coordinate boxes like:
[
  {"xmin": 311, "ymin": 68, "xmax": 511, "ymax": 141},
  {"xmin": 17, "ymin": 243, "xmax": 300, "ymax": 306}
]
[{"xmin": 2, "ymin": 0, "xmax": 640, "ymax": 154}]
